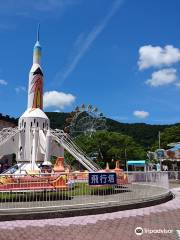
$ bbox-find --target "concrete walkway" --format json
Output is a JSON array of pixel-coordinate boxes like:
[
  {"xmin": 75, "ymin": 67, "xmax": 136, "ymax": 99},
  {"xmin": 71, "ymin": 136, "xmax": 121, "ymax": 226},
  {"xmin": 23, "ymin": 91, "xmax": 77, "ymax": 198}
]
[{"xmin": 0, "ymin": 188, "xmax": 179, "ymax": 240}]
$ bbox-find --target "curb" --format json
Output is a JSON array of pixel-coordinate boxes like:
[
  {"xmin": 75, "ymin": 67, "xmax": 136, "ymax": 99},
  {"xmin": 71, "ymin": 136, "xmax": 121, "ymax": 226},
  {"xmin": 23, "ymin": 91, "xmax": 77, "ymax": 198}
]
[{"xmin": 0, "ymin": 191, "xmax": 173, "ymax": 221}]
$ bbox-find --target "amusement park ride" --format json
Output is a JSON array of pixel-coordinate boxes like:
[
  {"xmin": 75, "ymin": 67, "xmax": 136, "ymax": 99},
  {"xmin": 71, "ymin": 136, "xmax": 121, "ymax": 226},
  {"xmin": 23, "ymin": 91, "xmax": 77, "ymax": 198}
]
[
  {"xmin": 0, "ymin": 27, "xmax": 127, "ymax": 191},
  {"xmin": 64, "ymin": 104, "xmax": 107, "ymax": 138}
]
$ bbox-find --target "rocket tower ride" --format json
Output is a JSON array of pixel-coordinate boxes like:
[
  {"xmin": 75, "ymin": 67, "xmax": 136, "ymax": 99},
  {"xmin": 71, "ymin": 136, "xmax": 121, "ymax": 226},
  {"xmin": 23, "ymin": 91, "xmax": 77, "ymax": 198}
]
[
  {"xmin": 17, "ymin": 26, "xmax": 59, "ymax": 173},
  {"xmin": 0, "ymin": 27, "xmax": 100, "ymax": 174}
]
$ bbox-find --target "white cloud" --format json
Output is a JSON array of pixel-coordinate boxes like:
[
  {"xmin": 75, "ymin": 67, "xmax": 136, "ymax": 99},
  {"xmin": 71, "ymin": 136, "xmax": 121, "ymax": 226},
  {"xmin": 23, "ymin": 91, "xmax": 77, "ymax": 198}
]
[
  {"xmin": 146, "ymin": 68, "xmax": 177, "ymax": 87},
  {"xmin": 133, "ymin": 110, "xmax": 149, "ymax": 119},
  {"xmin": 0, "ymin": 79, "xmax": 7, "ymax": 85},
  {"xmin": 43, "ymin": 91, "xmax": 75, "ymax": 109},
  {"xmin": 55, "ymin": 0, "xmax": 123, "ymax": 82},
  {"xmin": 15, "ymin": 86, "xmax": 26, "ymax": 93},
  {"xmin": 138, "ymin": 45, "xmax": 180, "ymax": 70}
]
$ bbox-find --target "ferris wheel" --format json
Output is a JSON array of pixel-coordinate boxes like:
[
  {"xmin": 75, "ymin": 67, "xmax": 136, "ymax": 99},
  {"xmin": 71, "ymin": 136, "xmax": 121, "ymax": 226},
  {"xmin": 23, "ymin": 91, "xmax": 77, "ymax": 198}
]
[{"xmin": 65, "ymin": 104, "xmax": 107, "ymax": 138}]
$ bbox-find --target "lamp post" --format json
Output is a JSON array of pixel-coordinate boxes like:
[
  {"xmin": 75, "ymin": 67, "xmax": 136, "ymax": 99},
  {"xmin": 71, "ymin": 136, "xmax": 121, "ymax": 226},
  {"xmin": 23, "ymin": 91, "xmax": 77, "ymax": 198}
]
[
  {"xmin": 158, "ymin": 131, "xmax": 161, "ymax": 149},
  {"xmin": 125, "ymin": 148, "xmax": 127, "ymax": 171},
  {"xmin": 158, "ymin": 131, "xmax": 162, "ymax": 171}
]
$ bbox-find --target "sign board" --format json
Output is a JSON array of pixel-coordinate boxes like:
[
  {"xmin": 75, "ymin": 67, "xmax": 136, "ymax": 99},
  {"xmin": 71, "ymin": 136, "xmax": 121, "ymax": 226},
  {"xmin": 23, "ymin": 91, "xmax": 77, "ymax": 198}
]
[
  {"xmin": 155, "ymin": 149, "xmax": 166, "ymax": 159},
  {"xmin": 88, "ymin": 172, "xmax": 117, "ymax": 185}
]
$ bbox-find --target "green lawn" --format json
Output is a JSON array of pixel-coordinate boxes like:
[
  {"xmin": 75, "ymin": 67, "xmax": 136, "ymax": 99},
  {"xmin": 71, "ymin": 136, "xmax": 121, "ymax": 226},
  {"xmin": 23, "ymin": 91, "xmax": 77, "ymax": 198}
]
[{"xmin": 0, "ymin": 183, "xmax": 118, "ymax": 202}]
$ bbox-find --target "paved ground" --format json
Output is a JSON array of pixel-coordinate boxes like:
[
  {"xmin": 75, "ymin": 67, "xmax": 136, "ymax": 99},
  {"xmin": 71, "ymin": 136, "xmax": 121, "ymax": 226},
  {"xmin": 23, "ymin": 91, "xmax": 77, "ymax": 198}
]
[{"xmin": 0, "ymin": 187, "xmax": 179, "ymax": 240}]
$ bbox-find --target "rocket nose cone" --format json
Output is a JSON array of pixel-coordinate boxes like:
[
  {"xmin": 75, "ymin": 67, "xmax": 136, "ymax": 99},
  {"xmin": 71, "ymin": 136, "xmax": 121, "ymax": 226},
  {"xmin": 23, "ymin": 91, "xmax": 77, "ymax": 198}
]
[
  {"xmin": 33, "ymin": 41, "xmax": 41, "ymax": 64},
  {"xmin": 34, "ymin": 41, "xmax": 41, "ymax": 48}
]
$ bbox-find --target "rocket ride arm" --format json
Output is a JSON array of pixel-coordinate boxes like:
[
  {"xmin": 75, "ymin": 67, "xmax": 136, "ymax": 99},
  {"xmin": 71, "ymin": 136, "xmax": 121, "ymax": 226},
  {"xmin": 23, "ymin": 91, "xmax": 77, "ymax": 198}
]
[
  {"xmin": 50, "ymin": 139, "xmax": 64, "ymax": 157},
  {"xmin": 50, "ymin": 131, "xmax": 100, "ymax": 172},
  {"xmin": 0, "ymin": 131, "xmax": 19, "ymax": 156},
  {"xmin": 38, "ymin": 130, "xmax": 63, "ymax": 158}
]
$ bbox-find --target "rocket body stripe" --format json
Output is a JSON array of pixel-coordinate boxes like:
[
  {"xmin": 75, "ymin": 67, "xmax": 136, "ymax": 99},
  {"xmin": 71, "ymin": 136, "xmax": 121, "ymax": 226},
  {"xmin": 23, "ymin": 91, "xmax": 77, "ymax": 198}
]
[{"xmin": 27, "ymin": 39, "xmax": 43, "ymax": 110}]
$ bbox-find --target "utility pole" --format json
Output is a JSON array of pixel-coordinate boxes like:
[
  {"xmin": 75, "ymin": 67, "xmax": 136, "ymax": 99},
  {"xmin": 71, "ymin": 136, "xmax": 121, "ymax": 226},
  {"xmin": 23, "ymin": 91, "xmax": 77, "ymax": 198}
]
[
  {"xmin": 158, "ymin": 131, "xmax": 162, "ymax": 171},
  {"xmin": 125, "ymin": 148, "xmax": 127, "ymax": 171},
  {"xmin": 158, "ymin": 131, "xmax": 161, "ymax": 149}
]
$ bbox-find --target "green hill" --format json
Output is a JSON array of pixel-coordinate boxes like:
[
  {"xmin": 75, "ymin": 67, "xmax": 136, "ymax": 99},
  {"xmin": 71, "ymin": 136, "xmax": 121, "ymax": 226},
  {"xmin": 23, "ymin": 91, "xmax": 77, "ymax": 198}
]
[
  {"xmin": 46, "ymin": 112, "xmax": 70, "ymax": 130},
  {"xmin": 1, "ymin": 112, "xmax": 179, "ymax": 150},
  {"xmin": 46, "ymin": 112, "xmax": 180, "ymax": 149},
  {"xmin": 106, "ymin": 118, "xmax": 179, "ymax": 148}
]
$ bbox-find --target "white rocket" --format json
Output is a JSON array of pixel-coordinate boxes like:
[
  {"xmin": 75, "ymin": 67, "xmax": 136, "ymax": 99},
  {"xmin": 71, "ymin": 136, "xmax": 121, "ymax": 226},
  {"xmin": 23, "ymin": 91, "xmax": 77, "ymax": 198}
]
[
  {"xmin": 0, "ymin": 26, "xmax": 64, "ymax": 173},
  {"xmin": 18, "ymin": 25, "xmax": 64, "ymax": 172}
]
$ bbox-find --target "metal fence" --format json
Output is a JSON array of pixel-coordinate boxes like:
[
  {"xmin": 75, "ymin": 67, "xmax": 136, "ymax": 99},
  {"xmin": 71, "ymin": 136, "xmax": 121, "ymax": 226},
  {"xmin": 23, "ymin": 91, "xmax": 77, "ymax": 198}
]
[
  {"xmin": 167, "ymin": 171, "xmax": 180, "ymax": 181},
  {"xmin": 0, "ymin": 171, "xmax": 170, "ymax": 211}
]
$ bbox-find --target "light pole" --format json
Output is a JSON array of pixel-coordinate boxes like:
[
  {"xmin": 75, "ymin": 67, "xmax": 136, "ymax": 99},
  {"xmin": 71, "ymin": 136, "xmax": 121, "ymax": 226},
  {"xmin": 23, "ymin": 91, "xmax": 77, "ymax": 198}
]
[
  {"xmin": 158, "ymin": 131, "xmax": 162, "ymax": 171},
  {"xmin": 125, "ymin": 148, "xmax": 127, "ymax": 171},
  {"xmin": 158, "ymin": 131, "xmax": 161, "ymax": 149}
]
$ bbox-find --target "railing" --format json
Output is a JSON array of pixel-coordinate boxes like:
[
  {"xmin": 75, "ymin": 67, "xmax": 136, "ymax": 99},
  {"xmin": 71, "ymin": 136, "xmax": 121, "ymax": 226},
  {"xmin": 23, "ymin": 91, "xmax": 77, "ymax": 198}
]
[
  {"xmin": 127, "ymin": 171, "xmax": 169, "ymax": 189},
  {"xmin": 167, "ymin": 171, "xmax": 180, "ymax": 181},
  {"xmin": 0, "ymin": 172, "xmax": 169, "ymax": 211},
  {"xmin": 0, "ymin": 127, "xmax": 19, "ymax": 146}
]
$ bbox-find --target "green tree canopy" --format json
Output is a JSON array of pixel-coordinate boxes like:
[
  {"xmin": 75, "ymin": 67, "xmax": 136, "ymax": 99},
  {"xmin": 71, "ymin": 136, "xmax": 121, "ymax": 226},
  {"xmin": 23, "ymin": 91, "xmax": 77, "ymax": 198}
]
[
  {"xmin": 74, "ymin": 131, "xmax": 146, "ymax": 168},
  {"xmin": 152, "ymin": 126, "xmax": 180, "ymax": 150}
]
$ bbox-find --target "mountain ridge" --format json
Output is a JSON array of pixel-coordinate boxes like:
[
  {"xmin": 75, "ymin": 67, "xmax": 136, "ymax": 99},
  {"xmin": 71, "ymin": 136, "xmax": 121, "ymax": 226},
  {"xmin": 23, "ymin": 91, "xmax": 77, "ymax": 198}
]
[{"xmin": 1, "ymin": 112, "xmax": 179, "ymax": 149}]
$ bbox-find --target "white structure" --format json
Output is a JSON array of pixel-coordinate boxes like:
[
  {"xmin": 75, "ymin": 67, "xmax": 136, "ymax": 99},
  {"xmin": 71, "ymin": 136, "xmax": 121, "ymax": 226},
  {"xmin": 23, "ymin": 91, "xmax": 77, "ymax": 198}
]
[{"xmin": 0, "ymin": 27, "xmax": 100, "ymax": 174}]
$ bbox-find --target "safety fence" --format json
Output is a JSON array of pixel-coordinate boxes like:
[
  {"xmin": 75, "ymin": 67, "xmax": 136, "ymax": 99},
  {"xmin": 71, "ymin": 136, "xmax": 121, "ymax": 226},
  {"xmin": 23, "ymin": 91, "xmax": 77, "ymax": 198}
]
[
  {"xmin": 167, "ymin": 171, "xmax": 180, "ymax": 181},
  {"xmin": 0, "ymin": 171, "xmax": 169, "ymax": 211}
]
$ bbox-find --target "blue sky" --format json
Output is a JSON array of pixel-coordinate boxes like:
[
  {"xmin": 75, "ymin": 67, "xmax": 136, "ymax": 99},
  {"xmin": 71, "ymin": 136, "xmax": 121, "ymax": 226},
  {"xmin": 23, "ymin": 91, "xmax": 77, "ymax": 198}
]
[{"xmin": 0, "ymin": 0, "xmax": 180, "ymax": 124}]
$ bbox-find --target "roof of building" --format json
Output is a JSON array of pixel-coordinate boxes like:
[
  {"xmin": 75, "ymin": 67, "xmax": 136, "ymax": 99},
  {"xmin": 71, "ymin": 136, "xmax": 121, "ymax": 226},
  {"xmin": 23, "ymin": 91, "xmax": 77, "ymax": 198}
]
[{"xmin": 127, "ymin": 160, "xmax": 146, "ymax": 166}]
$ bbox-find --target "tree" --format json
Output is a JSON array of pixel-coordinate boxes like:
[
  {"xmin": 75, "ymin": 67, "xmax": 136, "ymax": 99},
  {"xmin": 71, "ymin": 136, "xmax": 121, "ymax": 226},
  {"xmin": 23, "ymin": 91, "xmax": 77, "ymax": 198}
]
[
  {"xmin": 74, "ymin": 131, "xmax": 146, "ymax": 168},
  {"xmin": 152, "ymin": 126, "xmax": 180, "ymax": 150}
]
